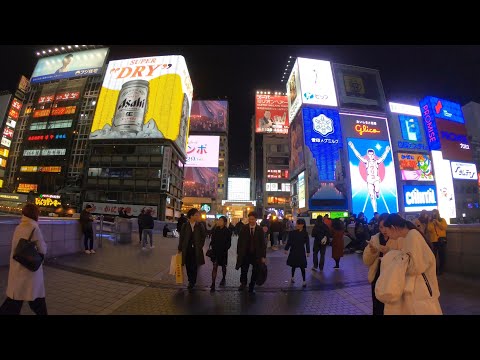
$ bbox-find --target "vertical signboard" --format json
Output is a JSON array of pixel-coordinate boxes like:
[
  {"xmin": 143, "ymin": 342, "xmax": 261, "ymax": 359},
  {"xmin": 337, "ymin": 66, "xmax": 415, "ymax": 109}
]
[
  {"xmin": 289, "ymin": 112, "xmax": 306, "ymax": 179},
  {"xmin": 287, "ymin": 59, "xmax": 302, "ymax": 123},
  {"xmin": 298, "ymin": 171, "xmax": 306, "ymax": 210},
  {"xmin": 161, "ymin": 146, "xmax": 172, "ymax": 191},
  {"xmin": 431, "ymin": 150, "xmax": 456, "ymax": 222},
  {"xmin": 341, "ymin": 113, "xmax": 398, "ymax": 221},
  {"xmin": 255, "ymin": 95, "xmax": 289, "ymax": 134},
  {"xmin": 297, "ymin": 58, "xmax": 338, "ymax": 108}
]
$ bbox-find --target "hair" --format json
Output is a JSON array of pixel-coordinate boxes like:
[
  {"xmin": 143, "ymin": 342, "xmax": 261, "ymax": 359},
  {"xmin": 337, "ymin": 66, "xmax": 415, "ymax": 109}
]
[
  {"xmin": 86, "ymin": 204, "xmax": 92, "ymax": 209},
  {"xmin": 248, "ymin": 211, "xmax": 258, "ymax": 219},
  {"xmin": 332, "ymin": 218, "xmax": 345, "ymax": 231},
  {"xmin": 22, "ymin": 203, "xmax": 39, "ymax": 222},
  {"xmin": 65, "ymin": 53, "xmax": 74, "ymax": 59},
  {"xmin": 384, "ymin": 214, "xmax": 433, "ymax": 253},
  {"xmin": 367, "ymin": 149, "xmax": 374, "ymax": 154},
  {"xmin": 187, "ymin": 208, "xmax": 199, "ymax": 219},
  {"xmin": 358, "ymin": 212, "xmax": 365, "ymax": 219},
  {"xmin": 374, "ymin": 212, "xmax": 379, "ymax": 216},
  {"xmin": 377, "ymin": 213, "xmax": 390, "ymax": 243},
  {"xmin": 296, "ymin": 218, "xmax": 306, "ymax": 232},
  {"xmin": 316, "ymin": 215, "xmax": 323, "ymax": 224},
  {"xmin": 218, "ymin": 216, "xmax": 228, "ymax": 224},
  {"xmin": 324, "ymin": 214, "xmax": 329, "ymax": 218}
]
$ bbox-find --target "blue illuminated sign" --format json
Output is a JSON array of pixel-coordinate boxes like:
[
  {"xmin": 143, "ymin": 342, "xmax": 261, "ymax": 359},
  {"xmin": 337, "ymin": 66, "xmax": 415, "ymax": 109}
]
[
  {"xmin": 397, "ymin": 141, "xmax": 429, "ymax": 151},
  {"xmin": 420, "ymin": 96, "xmax": 464, "ymax": 124},
  {"xmin": 303, "ymin": 107, "xmax": 342, "ymax": 182},
  {"xmin": 403, "ymin": 185, "xmax": 437, "ymax": 212},
  {"xmin": 399, "ymin": 115, "xmax": 421, "ymax": 141},
  {"xmin": 419, "ymin": 97, "xmax": 441, "ymax": 151}
]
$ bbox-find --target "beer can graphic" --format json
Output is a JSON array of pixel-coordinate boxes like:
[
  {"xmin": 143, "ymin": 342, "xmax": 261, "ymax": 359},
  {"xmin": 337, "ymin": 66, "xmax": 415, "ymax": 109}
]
[{"xmin": 112, "ymin": 80, "xmax": 149, "ymax": 133}]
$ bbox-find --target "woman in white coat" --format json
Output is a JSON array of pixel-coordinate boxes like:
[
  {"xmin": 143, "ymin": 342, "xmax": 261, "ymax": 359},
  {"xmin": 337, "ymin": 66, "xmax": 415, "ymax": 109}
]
[
  {"xmin": 380, "ymin": 214, "xmax": 442, "ymax": 315},
  {"xmin": 0, "ymin": 204, "xmax": 48, "ymax": 315}
]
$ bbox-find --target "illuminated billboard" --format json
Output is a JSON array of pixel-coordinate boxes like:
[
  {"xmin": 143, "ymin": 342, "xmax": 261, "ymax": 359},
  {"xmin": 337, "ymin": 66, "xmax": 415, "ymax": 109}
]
[
  {"xmin": 341, "ymin": 113, "xmax": 398, "ymax": 221},
  {"xmin": 287, "ymin": 59, "xmax": 302, "ymax": 122},
  {"xmin": 30, "ymin": 48, "xmax": 108, "ymax": 84},
  {"xmin": 17, "ymin": 183, "xmax": 38, "ymax": 193},
  {"xmin": 389, "ymin": 102, "xmax": 421, "ymax": 116},
  {"xmin": 451, "ymin": 162, "xmax": 477, "ymax": 180},
  {"xmin": 255, "ymin": 95, "xmax": 289, "ymax": 134},
  {"xmin": 403, "ymin": 185, "xmax": 438, "ymax": 212},
  {"xmin": 90, "ymin": 55, "xmax": 193, "ymax": 156},
  {"xmin": 297, "ymin": 58, "xmax": 337, "ymax": 108},
  {"xmin": 397, "ymin": 153, "xmax": 434, "ymax": 181},
  {"xmin": 183, "ymin": 167, "xmax": 218, "ymax": 198},
  {"xmin": 185, "ymin": 135, "xmax": 220, "ymax": 168},
  {"xmin": 435, "ymin": 119, "xmax": 472, "ymax": 162},
  {"xmin": 289, "ymin": 112, "xmax": 305, "ymax": 179},
  {"xmin": 303, "ymin": 107, "xmax": 342, "ymax": 183},
  {"xmin": 298, "ymin": 171, "xmax": 306, "ymax": 210},
  {"xmin": 83, "ymin": 202, "xmax": 158, "ymax": 218},
  {"xmin": 333, "ymin": 64, "xmax": 387, "ymax": 112},
  {"xmin": 228, "ymin": 178, "xmax": 250, "ymax": 201},
  {"xmin": 190, "ymin": 100, "xmax": 228, "ymax": 133},
  {"xmin": 431, "ymin": 150, "xmax": 456, "ymax": 221},
  {"xmin": 420, "ymin": 96, "xmax": 465, "ymax": 124}
]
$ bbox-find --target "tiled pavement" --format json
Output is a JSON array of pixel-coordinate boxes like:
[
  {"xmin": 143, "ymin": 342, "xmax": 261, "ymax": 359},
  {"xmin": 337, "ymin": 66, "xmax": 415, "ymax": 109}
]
[{"xmin": 1, "ymin": 233, "xmax": 480, "ymax": 315}]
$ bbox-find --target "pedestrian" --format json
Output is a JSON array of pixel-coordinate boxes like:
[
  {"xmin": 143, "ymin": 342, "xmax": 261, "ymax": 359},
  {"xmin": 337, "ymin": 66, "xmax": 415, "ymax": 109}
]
[
  {"xmin": 177, "ymin": 213, "xmax": 187, "ymax": 234},
  {"xmin": 138, "ymin": 209, "xmax": 145, "ymax": 244},
  {"xmin": 163, "ymin": 223, "xmax": 169, "ymax": 237},
  {"xmin": 426, "ymin": 209, "xmax": 448, "ymax": 275},
  {"xmin": 142, "ymin": 209, "xmax": 155, "ymax": 249},
  {"xmin": 311, "ymin": 215, "xmax": 330, "ymax": 271},
  {"xmin": 332, "ymin": 219, "xmax": 345, "ymax": 269},
  {"xmin": 0, "ymin": 204, "xmax": 48, "ymax": 315},
  {"xmin": 363, "ymin": 213, "xmax": 390, "ymax": 315},
  {"xmin": 285, "ymin": 218, "xmax": 310, "ymax": 287},
  {"xmin": 209, "ymin": 216, "xmax": 232, "ymax": 292},
  {"xmin": 80, "ymin": 204, "xmax": 95, "ymax": 254},
  {"xmin": 178, "ymin": 208, "xmax": 207, "ymax": 290},
  {"xmin": 236, "ymin": 211, "xmax": 266, "ymax": 294}
]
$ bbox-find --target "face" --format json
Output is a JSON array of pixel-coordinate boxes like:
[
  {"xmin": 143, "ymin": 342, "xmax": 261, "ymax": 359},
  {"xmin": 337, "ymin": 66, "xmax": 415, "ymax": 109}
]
[
  {"xmin": 191, "ymin": 211, "xmax": 200, "ymax": 222},
  {"xmin": 379, "ymin": 220, "xmax": 388, "ymax": 238},
  {"xmin": 264, "ymin": 111, "xmax": 271, "ymax": 120},
  {"xmin": 382, "ymin": 225, "xmax": 405, "ymax": 240},
  {"xmin": 367, "ymin": 151, "xmax": 375, "ymax": 160},
  {"xmin": 217, "ymin": 218, "xmax": 225, "ymax": 228},
  {"xmin": 296, "ymin": 222, "xmax": 304, "ymax": 231},
  {"xmin": 248, "ymin": 215, "xmax": 257, "ymax": 227}
]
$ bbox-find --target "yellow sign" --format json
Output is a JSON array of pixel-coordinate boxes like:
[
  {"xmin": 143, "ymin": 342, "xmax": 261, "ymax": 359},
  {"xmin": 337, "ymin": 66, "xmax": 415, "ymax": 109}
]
[
  {"xmin": 0, "ymin": 148, "xmax": 9, "ymax": 158},
  {"xmin": 0, "ymin": 179, "xmax": 3, "ymax": 188},
  {"xmin": 35, "ymin": 197, "xmax": 61, "ymax": 208},
  {"xmin": 311, "ymin": 211, "xmax": 330, "ymax": 220},
  {"xmin": 17, "ymin": 183, "xmax": 38, "ymax": 193},
  {"xmin": 90, "ymin": 56, "xmax": 193, "ymax": 156}
]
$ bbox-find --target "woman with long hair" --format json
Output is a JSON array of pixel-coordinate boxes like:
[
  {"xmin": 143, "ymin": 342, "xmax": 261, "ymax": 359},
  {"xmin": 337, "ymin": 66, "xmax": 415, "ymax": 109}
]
[
  {"xmin": 285, "ymin": 219, "xmax": 310, "ymax": 287},
  {"xmin": 209, "ymin": 216, "xmax": 232, "ymax": 292}
]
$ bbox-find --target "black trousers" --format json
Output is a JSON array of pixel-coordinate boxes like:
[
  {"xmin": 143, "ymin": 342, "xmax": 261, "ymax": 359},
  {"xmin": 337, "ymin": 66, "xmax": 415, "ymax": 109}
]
[
  {"xmin": 313, "ymin": 244, "xmax": 327, "ymax": 270},
  {"xmin": 0, "ymin": 297, "xmax": 48, "ymax": 315},
  {"xmin": 83, "ymin": 230, "xmax": 94, "ymax": 250},
  {"xmin": 240, "ymin": 253, "xmax": 258, "ymax": 289},
  {"xmin": 138, "ymin": 228, "xmax": 144, "ymax": 242},
  {"xmin": 371, "ymin": 264, "xmax": 384, "ymax": 315},
  {"xmin": 185, "ymin": 247, "xmax": 198, "ymax": 285},
  {"xmin": 433, "ymin": 241, "xmax": 446, "ymax": 274}
]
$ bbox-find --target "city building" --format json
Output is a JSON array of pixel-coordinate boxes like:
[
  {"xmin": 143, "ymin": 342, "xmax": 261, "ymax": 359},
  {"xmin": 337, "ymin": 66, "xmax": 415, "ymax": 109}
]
[
  {"xmin": 3, "ymin": 47, "xmax": 107, "ymax": 215},
  {"xmin": 181, "ymin": 100, "xmax": 228, "ymax": 218},
  {"xmin": 251, "ymin": 91, "xmax": 291, "ymax": 219},
  {"xmin": 84, "ymin": 54, "xmax": 192, "ymax": 221}
]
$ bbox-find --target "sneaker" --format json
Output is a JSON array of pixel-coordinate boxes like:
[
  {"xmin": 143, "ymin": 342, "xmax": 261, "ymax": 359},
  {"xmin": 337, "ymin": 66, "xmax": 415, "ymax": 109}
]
[
  {"xmin": 85, "ymin": 250, "xmax": 91, "ymax": 254},
  {"xmin": 355, "ymin": 250, "xmax": 363, "ymax": 254},
  {"xmin": 334, "ymin": 266, "xmax": 339, "ymax": 269},
  {"xmin": 302, "ymin": 281, "xmax": 307, "ymax": 288},
  {"xmin": 291, "ymin": 277, "xmax": 295, "ymax": 283},
  {"xmin": 150, "ymin": 245, "xmax": 155, "ymax": 249},
  {"xmin": 219, "ymin": 278, "xmax": 226, "ymax": 286},
  {"xmin": 90, "ymin": 250, "xmax": 96, "ymax": 254},
  {"xmin": 142, "ymin": 247, "xmax": 147, "ymax": 251}
]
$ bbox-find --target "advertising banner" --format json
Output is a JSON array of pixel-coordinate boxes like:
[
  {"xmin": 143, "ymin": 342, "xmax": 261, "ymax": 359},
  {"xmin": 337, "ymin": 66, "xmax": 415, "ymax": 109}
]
[
  {"xmin": 90, "ymin": 55, "xmax": 193, "ymax": 156},
  {"xmin": 289, "ymin": 112, "xmax": 305, "ymax": 179},
  {"xmin": 17, "ymin": 183, "xmax": 38, "ymax": 193},
  {"xmin": 297, "ymin": 58, "xmax": 338, "ymax": 108},
  {"xmin": 389, "ymin": 102, "xmax": 421, "ymax": 116},
  {"xmin": 190, "ymin": 100, "xmax": 228, "ymax": 133},
  {"xmin": 31, "ymin": 48, "xmax": 108, "ymax": 84},
  {"xmin": 255, "ymin": 95, "xmax": 289, "ymax": 134},
  {"xmin": 403, "ymin": 185, "xmax": 438, "ymax": 212},
  {"xmin": 227, "ymin": 178, "xmax": 250, "ymax": 201},
  {"xmin": 431, "ymin": 151, "xmax": 456, "ymax": 221},
  {"xmin": 185, "ymin": 135, "xmax": 220, "ymax": 168},
  {"xmin": 435, "ymin": 119, "xmax": 472, "ymax": 162},
  {"xmin": 333, "ymin": 64, "xmax": 387, "ymax": 112},
  {"xmin": 183, "ymin": 167, "xmax": 218, "ymax": 198},
  {"xmin": 451, "ymin": 162, "xmax": 477, "ymax": 180},
  {"xmin": 298, "ymin": 171, "xmax": 306, "ymax": 210},
  {"xmin": 420, "ymin": 96, "xmax": 465, "ymax": 124},
  {"xmin": 397, "ymin": 153, "xmax": 434, "ymax": 181},
  {"xmin": 83, "ymin": 202, "xmax": 158, "ymax": 218},
  {"xmin": 287, "ymin": 59, "xmax": 302, "ymax": 122}
]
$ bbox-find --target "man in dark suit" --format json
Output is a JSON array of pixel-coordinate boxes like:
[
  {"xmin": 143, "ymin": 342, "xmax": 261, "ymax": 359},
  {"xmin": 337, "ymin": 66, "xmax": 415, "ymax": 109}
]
[
  {"xmin": 178, "ymin": 208, "xmax": 207, "ymax": 290},
  {"xmin": 236, "ymin": 211, "xmax": 267, "ymax": 294}
]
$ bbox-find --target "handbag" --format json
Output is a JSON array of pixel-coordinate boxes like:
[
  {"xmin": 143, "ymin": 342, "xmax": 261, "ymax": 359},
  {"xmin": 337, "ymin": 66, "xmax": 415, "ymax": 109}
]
[
  {"xmin": 256, "ymin": 262, "xmax": 268, "ymax": 286},
  {"xmin": 12, "ymin": 228, "xmax": 44, "ymax": 272},
  {"xmin": 206, "ymin": 247, "xmax": 215, "ymax": 260}
]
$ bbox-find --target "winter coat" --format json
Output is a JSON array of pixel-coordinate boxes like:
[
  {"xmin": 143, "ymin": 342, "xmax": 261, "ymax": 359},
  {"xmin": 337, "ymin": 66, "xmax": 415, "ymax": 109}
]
[
  {"xmin": 285, "ymin": 230, "xmax": 310, "ymax": 268},
  {"xmin": 363, "ymin": 232, "xmax": 388, "ymax": 283},
  {"xmin": 210, "ymin": 226, "xmax": 232, "ymax": 266},
  {"xmin": 79, "ymin": 209, "xmax": 93, "ymax": 232},
  {"xmin": 331, "ymin": 229, "xmax": 344, "ymax": 260},
  {"xmin": 178, "ymin": 222, "xmax": 207, "ymax": 266},
  {"xmin": 379, "ymin": 229, "xmax": 442, "ymax": 315},
  {"xmin": 236, "ymin": 225, "xmax": 266, "ymax": 270},
  {"xmin": 311, "ymin": 223, "xmax": 330, "ymax": 251},
  {"xmin": 6, "ymin": 216, "xmax": 47, "ymax": 301}
]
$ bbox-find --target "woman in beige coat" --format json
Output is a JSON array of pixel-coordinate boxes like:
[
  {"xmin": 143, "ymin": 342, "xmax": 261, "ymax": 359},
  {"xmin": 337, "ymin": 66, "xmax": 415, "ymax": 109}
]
[{"xmin": 0, "ymin": 204, "xmax": 48, "ymax": 315}]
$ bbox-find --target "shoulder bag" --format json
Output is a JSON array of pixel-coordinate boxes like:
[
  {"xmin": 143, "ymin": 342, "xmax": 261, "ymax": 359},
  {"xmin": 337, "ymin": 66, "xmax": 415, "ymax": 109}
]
[{"xmin": 12, "ymin": 228, "xmax": 44, "ymax": 272}]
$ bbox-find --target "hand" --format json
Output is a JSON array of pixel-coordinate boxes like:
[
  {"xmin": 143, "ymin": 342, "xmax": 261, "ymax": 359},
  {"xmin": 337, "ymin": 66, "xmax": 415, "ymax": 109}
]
[
  {"xmin": 260, "ymin": 257, "xmax": 266, "ymax": 264},
  {"xmin": 348, "ymin": 141, "xmax": 353, "ymax": 148},
  {"xmin": 378, "ymin": 245, "xmax": 389, "ymax": 254},
  {"xmin": 367, "ymin": 241, "xmax": 378, "ymax": 254},
  {"xmin": 386, "ymin": 145, "xmax": 391, "ymax": 152}
]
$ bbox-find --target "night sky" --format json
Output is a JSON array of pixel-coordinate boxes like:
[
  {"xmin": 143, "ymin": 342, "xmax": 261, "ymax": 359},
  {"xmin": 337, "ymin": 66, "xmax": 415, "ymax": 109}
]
[{"xmin": 2, "ymin": 45, "xmax": 480, "ymax": 170}]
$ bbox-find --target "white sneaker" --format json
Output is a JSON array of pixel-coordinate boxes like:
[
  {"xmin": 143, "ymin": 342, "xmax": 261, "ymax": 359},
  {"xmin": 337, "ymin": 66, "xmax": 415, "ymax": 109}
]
[
  {"xmin": 85, "ymin": 250, "xmax": 91, "ymax": 254},
  {"xmin": 142, "ymin": 247, "xmax": 147, "ymax": 251},
  {"xmin": 90, "ymin": 250, "xmax": 96, "ymax": 254},
  {"xmin": 302, "ymin": 281, "xmax": 307, "ymax": 288},
  {"xmin": 150, "ymin": 245, "xmax": 155, "ymax": 249}
]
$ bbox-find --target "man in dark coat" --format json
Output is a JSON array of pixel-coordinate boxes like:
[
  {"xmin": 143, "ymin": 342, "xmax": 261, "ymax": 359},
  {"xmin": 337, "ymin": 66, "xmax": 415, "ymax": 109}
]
[
  {"xmin": 177, "ymin": 213, "xmax": 187, "ymax": 233},
  {"xmin": 178, "ymin": 208, "xmax": 207, "ymax": 290},
  {"xmin": 80, "ymin": 205, "xmax": 95, "ymax": 254},
  {"xmin": 137, "ymin": 209, "xmax": 145, "ymax": 244},
  {"xmin": 311, "ymin": 215, "xmax": 331, "ymax": 271},
  {"xmin": 236, "ymin": 211, "xmax": 266, "ymax": 294}
]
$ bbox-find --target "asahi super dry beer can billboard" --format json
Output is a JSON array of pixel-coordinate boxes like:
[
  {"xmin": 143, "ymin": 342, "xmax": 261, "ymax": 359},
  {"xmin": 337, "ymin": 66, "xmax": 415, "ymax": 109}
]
[{"xmin": 90, "ymin": 55, "xmax": 193, "ymax": 156}]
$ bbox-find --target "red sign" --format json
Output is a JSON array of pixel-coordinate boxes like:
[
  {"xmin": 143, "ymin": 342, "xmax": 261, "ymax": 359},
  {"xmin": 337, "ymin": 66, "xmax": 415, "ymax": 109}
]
[
  {"xmin": 28, "ymin": 134, "xmax": 67, "ymax": 141},
  {"xmin": 38, "ymin": 95, "xmax": 55, "ymax": 104},
  {"xmin": 255, "ymin": 95, "xmax": 289, "ymax": 134},
  {"xmin": 51, "ymin": 106, "xmax": 76, "ymax": 116},
  {"xmin": 33, "ymin": 109, "xmax": 51, "ymax": 118},
  {"xmin": 11, "ymin": 99, "xmax": 22, "ymax": 111},
  {"xmin": 17, "ymin": 183, "xmax": 38, "ymax": 193},
  {"xmin": 3, "ymin": 127, "xmax": 14, "ymax": 138},
  {"xmin": 55, "ymin": 92, "xmax": 80, "ymax": 101}
]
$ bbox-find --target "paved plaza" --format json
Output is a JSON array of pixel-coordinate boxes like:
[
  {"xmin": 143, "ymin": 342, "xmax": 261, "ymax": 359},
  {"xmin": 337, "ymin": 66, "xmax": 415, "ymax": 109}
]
[{"xmin": 1, "ymin": 232, "xmax": 480, "ymax": 315}]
